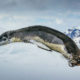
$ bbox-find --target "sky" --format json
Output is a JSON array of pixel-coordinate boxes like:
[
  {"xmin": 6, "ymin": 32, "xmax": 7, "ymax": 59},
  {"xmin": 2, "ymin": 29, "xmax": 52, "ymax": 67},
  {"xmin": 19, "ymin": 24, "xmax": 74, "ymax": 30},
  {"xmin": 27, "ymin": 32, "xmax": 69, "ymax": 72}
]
[
  {"xmin": 0, "ymin": 0, "xmax": 80, "ymax": 32},
  {"xmin": 0, "ymin": 0, "xmax": 80, "ymax": 80}
]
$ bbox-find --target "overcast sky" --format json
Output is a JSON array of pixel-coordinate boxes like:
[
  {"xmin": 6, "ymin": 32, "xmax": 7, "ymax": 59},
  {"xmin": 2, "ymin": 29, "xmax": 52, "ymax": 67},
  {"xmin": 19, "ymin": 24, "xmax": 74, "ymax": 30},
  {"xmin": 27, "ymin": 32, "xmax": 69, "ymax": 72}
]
[
  {"xmin": 0, "ymin": 0, "xmax": 80, "ymax": 12},
  {"xmin": 0, "ymin": 0, "xmax": 80, "ymax": 32}
]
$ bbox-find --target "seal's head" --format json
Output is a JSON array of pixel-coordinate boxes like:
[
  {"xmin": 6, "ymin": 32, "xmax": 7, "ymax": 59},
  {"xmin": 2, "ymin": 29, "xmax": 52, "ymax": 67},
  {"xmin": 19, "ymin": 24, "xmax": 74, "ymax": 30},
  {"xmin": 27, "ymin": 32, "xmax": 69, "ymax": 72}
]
[
  {"xmin": 0, "ymin": 31, "xmax": 15, "ymax": 46},
  {"xmin": 69, "ymin": 50, "xmax": 80, "ymax": 67}
]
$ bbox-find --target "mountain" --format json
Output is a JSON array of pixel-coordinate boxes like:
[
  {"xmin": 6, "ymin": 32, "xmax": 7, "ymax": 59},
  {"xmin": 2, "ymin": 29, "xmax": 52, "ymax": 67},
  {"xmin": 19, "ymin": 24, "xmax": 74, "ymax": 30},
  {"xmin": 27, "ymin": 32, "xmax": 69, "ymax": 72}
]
[{"xmin": 65, "ymin": 27, "xmax": 80, "ymax": 45}]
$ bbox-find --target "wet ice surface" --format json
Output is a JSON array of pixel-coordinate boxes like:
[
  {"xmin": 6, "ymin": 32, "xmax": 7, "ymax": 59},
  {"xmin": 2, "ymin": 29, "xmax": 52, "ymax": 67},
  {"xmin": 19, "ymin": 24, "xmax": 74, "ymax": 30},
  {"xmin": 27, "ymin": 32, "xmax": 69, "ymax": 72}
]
[{"xmin": 0, "ymin": 42, "xmax": 80, "ymax": 80}]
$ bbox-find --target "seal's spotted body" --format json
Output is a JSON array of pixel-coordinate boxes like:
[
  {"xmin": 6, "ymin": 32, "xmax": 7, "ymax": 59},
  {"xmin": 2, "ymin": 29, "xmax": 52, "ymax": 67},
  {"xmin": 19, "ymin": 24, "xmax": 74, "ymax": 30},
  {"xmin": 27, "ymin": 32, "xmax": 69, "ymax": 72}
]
[{"xmin": 0, "ymin": 25, "xmax": 80, "ymax": 67}]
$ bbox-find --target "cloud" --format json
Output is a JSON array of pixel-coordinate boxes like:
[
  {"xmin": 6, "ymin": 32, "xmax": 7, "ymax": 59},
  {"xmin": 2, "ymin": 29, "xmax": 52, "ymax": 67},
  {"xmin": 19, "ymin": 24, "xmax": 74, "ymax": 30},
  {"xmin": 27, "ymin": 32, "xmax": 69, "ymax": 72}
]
[
  {"xmin": 56, "ymin": 18, "xmax": 63, "ymax": 24},
  {"xmin": 0, "ymin": 11, "xmax": 80, "ymax": 33},
  {"xmin": 0, "ymin": 0, "xmax": 80, "ymax": 14}
]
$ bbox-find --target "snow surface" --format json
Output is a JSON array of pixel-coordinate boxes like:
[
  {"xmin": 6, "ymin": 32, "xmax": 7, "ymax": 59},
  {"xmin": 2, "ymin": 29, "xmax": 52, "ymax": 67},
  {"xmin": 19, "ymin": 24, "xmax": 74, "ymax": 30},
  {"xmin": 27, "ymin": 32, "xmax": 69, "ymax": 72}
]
[{"xmin": 0, "ymin": 27, "xmax": 80, "ymax": 80}]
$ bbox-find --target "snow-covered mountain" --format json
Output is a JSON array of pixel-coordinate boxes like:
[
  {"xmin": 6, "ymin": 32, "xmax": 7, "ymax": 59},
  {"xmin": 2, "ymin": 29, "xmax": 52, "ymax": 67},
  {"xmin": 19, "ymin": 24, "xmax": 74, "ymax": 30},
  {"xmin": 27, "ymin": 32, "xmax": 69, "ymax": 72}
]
[{"xmin": 65, "ymin": 27, "xmax": 80, "ymax": 45}]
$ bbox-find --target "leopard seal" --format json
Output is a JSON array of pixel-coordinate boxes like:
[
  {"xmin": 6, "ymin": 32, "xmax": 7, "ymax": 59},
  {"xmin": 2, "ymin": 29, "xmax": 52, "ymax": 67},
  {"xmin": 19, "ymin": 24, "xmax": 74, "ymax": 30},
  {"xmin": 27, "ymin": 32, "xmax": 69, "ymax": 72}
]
[{"xmin": 0, "ymin": 25, "xmax": 80, "ymax": 67}]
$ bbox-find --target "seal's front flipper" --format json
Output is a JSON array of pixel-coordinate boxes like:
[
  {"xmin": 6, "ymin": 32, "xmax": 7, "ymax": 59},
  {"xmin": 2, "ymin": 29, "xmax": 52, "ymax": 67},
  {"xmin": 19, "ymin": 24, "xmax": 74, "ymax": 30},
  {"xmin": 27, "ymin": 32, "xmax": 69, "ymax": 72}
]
[
  {"xmin": 30, "ymin": 40, "xmax": 52, "ymax": 51},
  {"xmin": 38, "ymin": 45, "xmax": 52, "ymax": 51}
]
